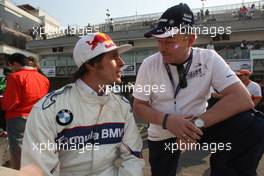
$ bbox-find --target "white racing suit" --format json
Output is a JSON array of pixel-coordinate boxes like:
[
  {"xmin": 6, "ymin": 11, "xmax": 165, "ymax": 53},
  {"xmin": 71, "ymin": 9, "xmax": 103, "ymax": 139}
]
[{"xmin": 21, "ymin": 80, "xmax": 144, "ymax": 176}]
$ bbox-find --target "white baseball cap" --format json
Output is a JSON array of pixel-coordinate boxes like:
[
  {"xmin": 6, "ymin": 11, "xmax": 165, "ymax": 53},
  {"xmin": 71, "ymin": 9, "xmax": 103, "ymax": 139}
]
[{"xmin": 73, "ymin": 32, "xmax": 132, "ymax": 68}]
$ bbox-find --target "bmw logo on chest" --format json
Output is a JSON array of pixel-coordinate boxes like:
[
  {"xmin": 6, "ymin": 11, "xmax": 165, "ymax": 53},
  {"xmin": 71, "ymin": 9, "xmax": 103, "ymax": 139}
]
[{"xmin": 56, "ymin": 109, "xmax": 73, "ymax": 126}]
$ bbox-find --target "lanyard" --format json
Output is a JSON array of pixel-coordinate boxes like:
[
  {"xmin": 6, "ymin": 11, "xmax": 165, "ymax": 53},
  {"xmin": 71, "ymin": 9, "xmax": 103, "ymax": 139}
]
[{"xmin": 164, "ymin": 49, "xmax": 193, "ymax": 108}]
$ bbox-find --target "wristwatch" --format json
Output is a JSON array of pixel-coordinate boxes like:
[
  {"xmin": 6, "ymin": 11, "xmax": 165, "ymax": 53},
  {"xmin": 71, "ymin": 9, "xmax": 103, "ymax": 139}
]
[{"xmin": 193, "ymin": 117, "xmax": 205, "ymax": 128}]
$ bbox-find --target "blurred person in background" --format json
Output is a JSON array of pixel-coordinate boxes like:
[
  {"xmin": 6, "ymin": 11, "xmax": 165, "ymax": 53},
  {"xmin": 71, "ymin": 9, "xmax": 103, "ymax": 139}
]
[
  {"xmin": 237, "ymin": 69, "xmax": 262, "ymax": 107},
  {"xmin": 26, "ymin": 56, "xmax": 45, "ymax": 75},
  {"xmin": 2, "ymin": 53, "xmax": 50, "ymax": 169}
]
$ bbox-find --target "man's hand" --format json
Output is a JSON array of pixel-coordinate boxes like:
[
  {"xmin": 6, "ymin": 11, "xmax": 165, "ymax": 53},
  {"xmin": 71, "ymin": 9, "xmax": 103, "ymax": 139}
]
[{"xmin": 166, "ymin": 115, "xmax": 203, "ymax": 143}]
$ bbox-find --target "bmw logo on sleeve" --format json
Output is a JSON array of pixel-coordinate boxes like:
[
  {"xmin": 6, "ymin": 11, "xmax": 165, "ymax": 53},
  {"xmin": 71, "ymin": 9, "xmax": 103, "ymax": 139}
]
[{"xmin": 56, "ymin": 109, "xmax": 73, "ymax": 126}]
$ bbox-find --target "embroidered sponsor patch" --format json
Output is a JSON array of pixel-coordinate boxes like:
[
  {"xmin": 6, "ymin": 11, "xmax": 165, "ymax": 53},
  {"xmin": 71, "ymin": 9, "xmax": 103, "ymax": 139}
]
[
  {"xmin": 55, "ymin": 123, "xmax": 125, "ymax": 149},
  {"xmin": 186, "ymin": 68, "xmax": 204, "ymax": 79},
  {"xmin": 56, "ymin": 109, "xmax": 73, "ymax": 126}
]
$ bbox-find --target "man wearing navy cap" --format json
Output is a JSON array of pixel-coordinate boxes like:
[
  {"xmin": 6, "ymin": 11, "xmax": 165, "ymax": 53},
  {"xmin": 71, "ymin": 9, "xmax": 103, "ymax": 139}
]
[{"xmin": 133, "ymin": 3, "xmax": 264, "ymax": 176}]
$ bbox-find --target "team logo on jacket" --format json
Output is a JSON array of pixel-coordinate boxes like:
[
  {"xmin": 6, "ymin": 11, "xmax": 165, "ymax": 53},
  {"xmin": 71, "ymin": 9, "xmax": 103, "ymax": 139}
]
[{"xmin": 56, "ymin": 109, "xmax": 73, "ymax": 126}]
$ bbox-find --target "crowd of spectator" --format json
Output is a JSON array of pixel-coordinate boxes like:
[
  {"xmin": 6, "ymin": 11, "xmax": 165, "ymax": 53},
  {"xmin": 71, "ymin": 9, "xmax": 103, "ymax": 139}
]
[
  {"xmin": 196, "ymin": 9, "xmax": 213, "ymax": 21},
  {"xmin": 199, "ymin": 40, "xmax": 264, "ymax": 60},
  {"xmin": 202, "ymin": 40, "xmax": 264, "ymax": 51},
  {"xmin": 238, "ymin": 4, "xmax": 256, "ymax": 20},
  {"xmin": 240, "ymin": 40, "xmax": 264, "ymax": 50}
]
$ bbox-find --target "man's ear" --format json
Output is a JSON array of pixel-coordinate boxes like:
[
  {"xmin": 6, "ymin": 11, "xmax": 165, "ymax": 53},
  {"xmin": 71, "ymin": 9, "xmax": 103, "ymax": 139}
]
[
  {"xmin": 14, "ymin": 62, "xmax": 22, "ymax": 66},
  {"xmin": 84, "ymin": 63, "xmax": 94, "ymax": 72},
  {"xmin": 188, "ymin": 34, "xmax": 196, "ymax": 47},
  {"xmin": 12, "ymin": 62, "xmax": 22, "ymax": 70}
]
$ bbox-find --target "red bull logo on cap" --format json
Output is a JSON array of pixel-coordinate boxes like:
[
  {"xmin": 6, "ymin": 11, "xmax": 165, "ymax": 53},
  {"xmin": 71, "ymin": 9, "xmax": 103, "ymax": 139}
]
[{"xmin": 86, "ymin": 32, "xmax": 115, "ymax": 50}]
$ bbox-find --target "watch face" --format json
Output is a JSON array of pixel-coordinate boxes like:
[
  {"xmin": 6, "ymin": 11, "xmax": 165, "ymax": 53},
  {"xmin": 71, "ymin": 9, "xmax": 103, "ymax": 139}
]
[{"xmin": 195, "ymin": 118, "xmax": 204, "ymax": 128}]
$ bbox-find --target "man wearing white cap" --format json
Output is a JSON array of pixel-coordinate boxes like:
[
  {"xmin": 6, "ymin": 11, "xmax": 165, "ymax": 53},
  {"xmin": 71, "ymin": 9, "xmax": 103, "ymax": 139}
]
[{"xmin": 21, "ymin": 32, "xmax": 144, "ymax": 176}]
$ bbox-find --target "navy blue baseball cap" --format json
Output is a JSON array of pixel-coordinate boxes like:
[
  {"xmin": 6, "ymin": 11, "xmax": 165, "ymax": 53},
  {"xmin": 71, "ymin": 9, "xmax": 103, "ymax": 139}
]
[{"xmin": 144, "ymin": 3, "xmax": 194, "ymax": 38}]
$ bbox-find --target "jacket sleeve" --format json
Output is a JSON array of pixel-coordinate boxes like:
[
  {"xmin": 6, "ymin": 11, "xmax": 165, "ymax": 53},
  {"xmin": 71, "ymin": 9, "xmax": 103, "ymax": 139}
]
[
  {"xmin": 21, "ymin": 104, "xmax": 60, "ymax": 176},
  {"xmin": 118, "ymin": 104, "xmax": 145, "ymax": 176},
  {"xmin": 2, "ymin": 75, "xmax": 21, "ymax": 111}
]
